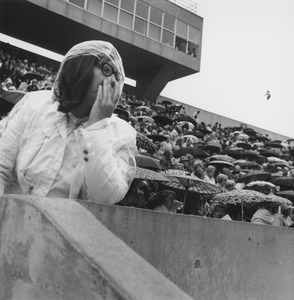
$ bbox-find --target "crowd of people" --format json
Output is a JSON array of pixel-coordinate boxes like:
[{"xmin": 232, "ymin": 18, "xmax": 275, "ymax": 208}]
[{"xmin": 1, "ymin": 41, "xmax": 294, "ymax": 228}]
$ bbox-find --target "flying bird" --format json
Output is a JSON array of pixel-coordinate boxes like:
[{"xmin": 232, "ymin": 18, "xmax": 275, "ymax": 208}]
[{"xmin": 265, "ymin": 90, "xmax": 271, "ymax": 100}]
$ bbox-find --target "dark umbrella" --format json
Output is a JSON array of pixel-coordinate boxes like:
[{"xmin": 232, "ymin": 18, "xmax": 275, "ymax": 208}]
[
  {"xmin": 236, "ymin": 170, "xmax": 271, "ymax": 184},
  {"xmin": 161, "ymin": 100, "xmax": 172, "ymax": 105},
  {"xmin": 243, "ymin": 128, "xmax": 256, "ymax": 136},
  {"xmin": 151, "ymin": 104, "xmax": 165, "ymax": 113},
  {"xmin": 135, "ymin": 167, "xmax": 169, "ymax": 182},
  {"xmin": 146, "ymin": 134, "xmax": 167, "ymax": 142},
  {"xmin": 135, "ymin": 155, "xmax": 163, "ymax": 171},
  {"xmin": 114, "ymin": 107, "xmax": 129, "ymax": 119},
  {"xmin": 0, "ymin": 88, "xmax": 26, "ymax": 104},
  {"xmin": 136, "ymin": 132, "xmax": 157, "ymax": 155},
  {"xmin": 175, "ymin": 114, "xmax": 197, "ymax": 127},
  {"xmin": 265, "ymin": 142, "xmax": 284, "ymax": 149},
  {"xmin": 210, "ymin": 154, "xmax": 235, "ymax": 163},
  {"xmin": 23, "ymin": 72, "xmax": 43, "ymax": 82},
  {"xmin": 152, "ymin": 115, "xmax": 173, "ymax": 126},
  {"xmin": 235, "ymin": 142, "xmax": 252, "ymax": 150},
  {"xmin": 242, "ymin": 150, "xmax": 259, "ymax": 161},
  {"xmin": 199, "ymin": 127, "xmax": 213, "ymax": 135},
  {"xmin": 207, "ymin": 160, "xmax": 234, "ymax": 169},
  {"xmin": 272, "ymin": 177, "xmax": 294, "ymax": 190},
  {"xmin": 161, "ymin": 169, "xmax": 222, "ymax": 211},
  {"xmin": 203, "ymin": 142, "xmax": 222, "ymax": 154},
  {"xmin": 276, "ymin": 190, "xmax": 294, "ymax": 203},
  {"xmin": 259, "ymin": 149, "xmax": 281, "ymax": 158},
  {"xmin": 173, "ymin": 147, "xmax": 209, "ymax": 159},
  {"xmin": 137, "ymin": 116, "xmax": 154, "ymax": 123},
  {"xmin": 127, "ymin": 100, "xmax": 143, "ymax": 106},
  {"xmin": 221, "ymin": 149, "xmax": 244, "ymax": 159},
  {"xmin": 234, "ymin": 160, "xmax": 262, "ymax": 170}
]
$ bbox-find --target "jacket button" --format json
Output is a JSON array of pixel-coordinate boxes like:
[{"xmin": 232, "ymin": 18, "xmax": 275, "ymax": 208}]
[
  {"xmin": 84, "ymin": 157, "xmax": 89, "ymax": 162},
  {"xmin": 83, "ymin": 149, "xmax": 88, "ymax": 154}
]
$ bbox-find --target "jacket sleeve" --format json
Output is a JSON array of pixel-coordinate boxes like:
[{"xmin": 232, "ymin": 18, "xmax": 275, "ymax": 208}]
[{"xmin": 73, "ymin": 117, "xmax": 137, "ymax": 204}]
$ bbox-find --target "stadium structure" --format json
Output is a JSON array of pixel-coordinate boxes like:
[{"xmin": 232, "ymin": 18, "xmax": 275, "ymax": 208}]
[{"xmin": 0, "ymin": 0, "xmax": 290, "ymax": 141}]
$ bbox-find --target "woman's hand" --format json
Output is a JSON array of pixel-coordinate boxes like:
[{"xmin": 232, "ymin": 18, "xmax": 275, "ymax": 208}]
[{"xmin": 86, "ymin": 75, "xmax": 120, "ymax": 127}]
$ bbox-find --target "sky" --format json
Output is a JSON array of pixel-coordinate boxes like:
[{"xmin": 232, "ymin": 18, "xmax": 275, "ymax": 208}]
[
  {"xmin": 161, "ymin": 0, "xmax": 294, "ymax": 138},
  {"xmin": 1, "ymin": 0, "xmax": 293, "ymax": 138}
]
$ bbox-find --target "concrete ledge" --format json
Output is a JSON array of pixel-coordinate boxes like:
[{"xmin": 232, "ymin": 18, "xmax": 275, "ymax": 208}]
[
  {"xmin": 78, "ymin": 200, "xmax": 294, "ymax": 300},
  {"xmin": 0, "ymin": 195, "xmax": 192, "ymax": 300}
]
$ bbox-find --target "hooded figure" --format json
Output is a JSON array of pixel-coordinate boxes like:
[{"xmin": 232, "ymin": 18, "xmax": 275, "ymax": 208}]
[{"xmin": 0, "ymin": 40, "xmax": 136, "ymax": 204}]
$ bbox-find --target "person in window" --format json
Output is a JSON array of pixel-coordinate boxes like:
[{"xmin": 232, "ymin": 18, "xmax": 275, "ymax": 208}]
[{"xmin": 0, "ymin": 40, "xmax": 136, "ymax": 204}]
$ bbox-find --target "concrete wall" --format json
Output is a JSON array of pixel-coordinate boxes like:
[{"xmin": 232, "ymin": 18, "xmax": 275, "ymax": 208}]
[
  {"xmin": 0, "ymin": 195, "xmax": 192, "ymax": 300},
  {"xmin": 78, "ymin": 201, "xmax": 294, "ymax": 300}
]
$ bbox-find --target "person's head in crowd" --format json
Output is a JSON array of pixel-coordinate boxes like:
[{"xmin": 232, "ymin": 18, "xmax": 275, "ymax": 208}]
[
  {"xmin": 193, "ymin": 160, "xmax": 205, "ymax": 179},
  {"xmin": 53, "ymin": 40, "xmax": 124, "ymax": 118},
  {"xmin": 211, "ymin": 202, "xmax": 229, "ymax": 219},
  {"xmin": 205, "ymin": 165, "xmax": 216, "ymax": 179},
  {"xmin": 186, "ymin": 138, "xmax": 193, "ymax": 147},
  {"xmin": 180, "ymin": 155, "xmax": 190, "ymax": 170},
  {"xmin": 163, "ymin": 149, "xmax": 173, "ymax": 160},
  {"xmin": 280, "ymin": 202, "xmax": 292, "ymax": 218},
  {"xmin": 156, "ymin": 190, "xmax": 176, "ymax": 212},
  {"xmin": 4, "ymin": 77, "xmax": 13, "ymax": 89},
  {"xmin": 225, "ymin": 180, "xmax": 236, "ymax": 191},
  {"xmin": 216, "ymin": 174, "xmax": 228, "ymax": 190},
  {"xmin": 176, "ymin": 137, "xmax": 184, "ymax": 148},
  {"xmin": 221, "ymin": 167, "xmax": 232, "ymax": 179},
  {"xmin": 290, "ymin": 169, "xmax": 294, "ymax": 178}
]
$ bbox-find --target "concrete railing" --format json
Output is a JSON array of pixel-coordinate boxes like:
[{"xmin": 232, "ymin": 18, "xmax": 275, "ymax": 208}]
[
  {"xmin": 78, "ymin": 200, "xmax": 294, "ymax": 300},
  {"xmin": 0, "ymin": 195, "xmax": 192, "ymax": 300}
]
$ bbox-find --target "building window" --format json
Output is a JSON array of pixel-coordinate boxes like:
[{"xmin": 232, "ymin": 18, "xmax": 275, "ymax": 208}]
[
  {"xmin": 121, "ymin": 0, "xmax": 135, "ymax": 13},
  {"xmin": 175, "ymin": 36, "xmax": 187, "ymax": 53},
  {"xmin": 162, "ymin": 29, "xmax": 174, "ymax": 47},
  {"xmin": 148, "ymin": 23, "xmax": 161, "ymax": 41},
  {"xmin": 187, "ymin": 42, "xmax": 198, "ymax": 57},
  {"xmin": 86, "ymin": 0, "xmax": 102, "ymax": 16},
  {"xmin": 134, "ymin": 17, "xmax": 147, "ymax": 35},
  {"xmin": 119, "ymin": 10, "xmax": 133, "ymax": 29},
  {"xmin": 68, "ymin": 0, "xmax": 85, "ymax": 8},
  {"xmin": 188, "ymin": 25, "xmax": 201, "ymax": 44},
  {"xmin": 135, "ymin": 0, "xmax": 149, "ymax": 19},
  {"xmin": 163, "ymin": 13, "xmax": 175, "ymax": 32},
  {"xmin": 103, "ymin": 2, "xmax": 118, "ymax": 23},
  {"xmin": 105, "ymin": 0, "xmax": 118, "ymax": 6},
  {"xmin": 176, "ymin": 19, "xmax": 188, "ymax": 38},
  {"xmin": 150, "ymin": 7, "xmax": 162, "ymax": 26}
]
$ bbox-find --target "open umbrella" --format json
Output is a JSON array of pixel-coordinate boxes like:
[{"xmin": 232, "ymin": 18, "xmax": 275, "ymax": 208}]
[
  {"xmin": 146, "ymin": 134, "xmax": 167, "ymax": 142},
  {"xmin": 175, "ymin": 114, "xmax": 197, "ymax": 127},
  {"xmin": 210, "ymin": 154, "xmax": 235, "ymax": 163},
  {"xmin": 242, "ymin": 150, "xmax": 259, "ymax": 161},
  {"xmin": 183, "ymin": 135, "xmax": 199, "ymax": 144},
  {"xmin": 237, "ymin": 133, "xmax": 249, "ymax": 140},
  {"xmin": 207, "ymin": 160, "xmax": 234, "ymax": 169},
  {"xmin": 173, "ymin": 147, "xmax": 209, "ymax": 159},
  {"xmin": 135, "ymin": 167, "xmax": 169, "ymax": 182},
  {"xmin": 0, "ymin": 88, "xmax": 26, "ymax": 104},
  {"xmin": 151, "ymin": 104, "xmax": 165, "ymax": 113},
  {"xmin": 276, "ymin": 190, "xmax": 294, "ymax": 203},
  {"xmin": 272, "ymin": 177, "xmax": 294, "ymax": 190},
  {"xmin": 161, "ymin": 100, "xmax": 172, "ymax": 106},
  {"xmin": 134, "ymin": 106, "xmax": 152, "ymax": 113},
  {"xmin": 244, "ymin": 181, "xmax": 276, "ymax": 195},
  {"xmin": 136, "ymin": 132, "xmax": 157, "ymax": 155},
  {"xmin": 135, "ymin": 155, "xmax": 163, "ymax": 171},
  {"xmin": 161, "ymin": 169, "xmax": 222, "ymax": 211},
  {"xmin": 243, "ymin": 128, "xmax": 256, "ymax": 136},
  {"xmin": 221, "ymin": 149, "xmax": 244, "ymax": 159},
  {"xmin": 137, "ymin": 116, "xmax": 154, "ymax": 123},
  {"xmin": 114, "ymin": 107, "xmax": 129, "ymax": 119},
  {"xmin": 234, "ymin": 160, "xmax": 262, "ymax": 170},
  {"xmin": 236, "ymin": 170, "xmax": 271, "ymax": 184},
  {"xmin": 203, "ymin": 142, "xmax": 222, "ymax": 154},
  {"xmin": 36, "ymin": 66, "xmax": 52, "ymax": 76},
  {"xmin": 152, "ymin": 115, "xmax": 173, "ymax": 126},
  {"xmin": 178, "ymin": 121, "xmax": 195, "ymax": 131},
  {"xmin": 265, "ymin": 142, "xmax": 284, "ymax": 149},
  {"xmin": 23, "ymin": 72, "xmax": 43, "ymax": 82},
  {"xmin": 235, "ymin": 142, "xmax": 252, "ymax": 150},
  {"xmin": 128, "ymin": 100, "xmax": 143, "ymax": 106}
]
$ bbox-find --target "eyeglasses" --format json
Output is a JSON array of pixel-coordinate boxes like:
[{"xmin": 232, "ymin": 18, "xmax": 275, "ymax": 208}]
[{"xmin": 96, "ymin": 58, "xmax": 123, "ymax": 82}]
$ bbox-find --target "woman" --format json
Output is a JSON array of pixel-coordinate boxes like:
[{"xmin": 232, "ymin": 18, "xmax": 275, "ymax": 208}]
[
  {"xmin": 153, "ymin": 190, "xmax": 176, "ymax": 213},
  {"xmin": 0, "ymin": 40, "xmax": 136, "ymax": 204}
]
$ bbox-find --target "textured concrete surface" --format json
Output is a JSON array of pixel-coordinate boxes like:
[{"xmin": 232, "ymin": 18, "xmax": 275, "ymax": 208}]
[
  {"xmin": 79, "ymin": 200, "xmax": 294, "ymax": 300},
  {"xmin": 0, "ymin": 195, "xmax": 192, "ymax": 300}
]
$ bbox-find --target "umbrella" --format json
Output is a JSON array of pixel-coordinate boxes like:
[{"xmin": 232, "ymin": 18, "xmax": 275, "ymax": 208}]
[
  {"xmin": 175, "ymin": 114, "xmax": 197, "ymax": 127},
  {"xmin": 255, "ymin": 155, "xmax": 268, "ymax": 165},
  {"xmin": 244, "ymin": 181, "xmax": 276, "ymax": 195},
  {"xmin": 161, "ymin": 169, "xmax": 222, "ymax": 211},
  {"xmin": 276, "ymin": 190, "xmax": 294, "ymax": 203},
  {"xmin": 235, "ymin": 142, "xmax": 252, "ymax": 150},
  {"xmin": 114, "ymin": 107, "xmax": 129, "ymax": 119},
  {"xmin": 207, "ymin": 160, "xmax": 234, "ymax": 169},
  {"xmin": 127, "ymin": 100, "xmax": 143, "ymax": 106},
  {"xmin": 173, "ymin": 147, "xmax": 209, "ymax": 159},
  {"xmin": 151, "ymin": 104, "xmax": 165, "ymax": 113},
  {"xmin": 236, "ymin": 170, "xmax": 271, "ymax": 184},
  {"xmin": 161, "ymin": 100, "xmax": 172, "ymax": 105},
  {"xmin": 136, "ymin": 132, "xmax": 157, "ymax": 154},
  {"xmin": 183, "ymin": 135, "xmax": 199, "ymax": 143},
  {"xmin": 203, "ymin": 142, "xmax": 222, "ymax": 154},
  {"xmin": 234, "ymin": 160, "xmax": 262, "ymax": 170},
  {"xmin": 210, "ymin": 154, "xmax": 235, "ymax": 163},
  {"xmin": 267, "ymin": 157, "xmax": 287, "ymax": 164},
  {"xmin": 137, "ymin": 116, "xmax": 154, "ymax": 123},
  {"xmin": 178, "ymin": 121, "xmax": 195, "ymax": 130},
  {"xmin": 199, "ymin": 127, "xmax": 213, "ymax": 135},
  {"xmin": 23, "ymin": 72, "xmax": 43, "ymax": 82},
  {"xmin": 129, "ymin": 116, "xmax": 138, "ymax": 124},
  {"xmin": 243, "ymin": 128, "xmax": 256, "ymax": 136},
  {"xmin": 272, "ymin": 177, "xmax": 294, "ymax": 189},
  {"xmin": 152, "ymin": 115, "xmax": 173, "ymax": 126},
  {"xmin": 135, "ymin": 167, "xmax": 169, "ymax": 182},
  {"xmin": 265, "ymin": 142, "xmax": 284, "ymax": 149},
  {"xmin": 265, "ymin": 194, "xmax": 292, "ymax": 205},
  {"xmin": 242, "ymin": 150, "xmax": 259, "ymax": 161},
  {"xmin": 0, "ymin": 88, "xmax": 26, "ymax": 104},
  {"xmin": 146, "ymin": 134, "xmax": 167, "ymax": 142},
  {"xmin": 135, "ymin": 155, "xmax": 163, "ymax": 171},
  {"xmin": 237, "ymin": 133, "xmax": 249, "ymax": 140},
  {"xmin": 221, "ymin": 149, "xmax": 244, "ymax": 159},
  {"xmin": 259, "ymin": 149, "xmax": 281, "ymax": 158},
  {"xmin": 134, "ymin": 106, "xmax": 152, "ymax": 112},
  {"xmin": 36, "ymin": 66, "xmax": 52, "ymax": 75}
]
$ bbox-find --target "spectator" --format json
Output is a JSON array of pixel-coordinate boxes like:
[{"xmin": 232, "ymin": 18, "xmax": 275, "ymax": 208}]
[
  {"xmin": 251, "ymin": 202, "xmax": 281, "ymax": 226},
  {"xmin": 204, "ymin": 165, "xmax": 216, "ymax": 184},
  {"xmin": 153, "ymin": 190, "xmax": 176, "ymax": 213},
  {"xmin": 27, "ymin": 79, "xmax": 40, "ymax": 92},
  {"xmin": 216, "ymin": 174, "xmax": 228, "ymax": 192},
  {"xmin": 18, "ymin": 78, "xmax": 30, "ymax": 92},
  {"xmin": 279, "ymin": 202, "xmax": 293, "ymax": 227},
  {"xmin": 160, "ymin": 150, "xmax": 173, "ymax": 170},
  {"xmin": 192, "ymin": 160, "xmax": 205, "ymax": 179}
]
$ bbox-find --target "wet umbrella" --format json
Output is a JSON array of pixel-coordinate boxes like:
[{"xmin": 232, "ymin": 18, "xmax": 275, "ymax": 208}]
[
  {"xmin": 175, "ymin": 114, "xmax": 197, "ymax": 127},
  {"xmin": 221, "ymin": 149, "xmax": 244, "ymax": 159},
  {"xmin": 161, "ymin": 100, "xmax": 172, "ymax": 106},
  {"xmin": 183, "ymin": 135, "xmax": 199, "ymax": 144},
  {"xmin": 135, "ymin": 106, "xmax": 153, "ymax": 113},
  {"xmin": 199, "ymin": 127, "xmax": 213, "ymax": 135},
  {"xmin": 236, "ymin": 170, "xmax": 271, "ymax": 184},
  {"xmin": 151, "ymin": 104, "xmax": 165, "ymax": 113},
  {"xmin": 244, "ymin": 181, "xmax": 276, "ymax": 195},
  {"xmin": 0, "ymin": 88, "xmax": 26, "ymax": 104},
  {"xmin": 203, "ymin": 142, "xmax": 222, "ymax": 154},
  {"xmin": 235, "ymin": 142, "xmax": 252, "ymax": 150},
  {"xmin": 114, "ymin": 107, "xmax": 129, "ymax": 119},
  {"xmin": 23, "ymin": 72, "xmax": 43, "ymax": 82},
  {"xmin": 178, "ymin": 121, "xmax": 195, "ymax": 131},
  {"xmin": 243, "ymin": 128, "xmax": 256, "ymax": 136},
  {"xmin": 136, "ymin": 132, "xmax": 157, "ymax": 155},
  {"xmin": 146, "ymin": 134, "xmax": 167, "ymax": 142},
  {"xmin": 265, "ymin": 142, "xmax": 284, "ymax": 149},
  {"xmin": 237, "ymin": 133, "xmax": 249, "ymax": 140},
  {"xmin": 152, "ymin": 115, "xmax": 173, "ymax": 126},
  {"xmin": 276, "ymin": 190, "xmax": 294, "ymax": 203},
  {"xmin": 36, "ymin": 66, "xmax": 52, "ymax": 75},
  {"xmin": 161, "ymin": 169, "xmax": 222, "ymax": 211},
  {"xmin": 272, "ymin": 177, "xmax": 294, "ymax": 190},
  {"xmin": 234, "ymin": 160, "xmax": 262, "ymax": 170},
  {"xmin": 127, "ymin": 100, "xmax": 143, "ymax": 106},
  {"xmin": 259, "ymin": 148, "xmax": 281, "ymax": 158},
  {"xmin": 210, "ymin": 154, "xmax": 235, "ymax": 163},
  {"xmin": 207, "ymin": 160, "xmax": 234, "ymax": 169},
  {"xmin": 137, "ymin": 116, "xmax": 154, "ymax": 123},
  {"xmin": 135, "ymin": 167, "xmax": 169, "ymax": 182},
  {"xmin": 173, "ymin": 147, "xmax": 209, "ymax": 159},
  {"xmin": 135, "ymin": 155, "xmax": 163, "ymax": 171},
  {"xmin": 242, "ymin": 150, "xmax": 259, "ymax": 161}
]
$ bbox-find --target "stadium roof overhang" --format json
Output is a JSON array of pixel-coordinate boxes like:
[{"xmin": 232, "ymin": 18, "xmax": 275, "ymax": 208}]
[{"xmin": 0, "ymin": 0, "xmax": 201, "ymax": 101}]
